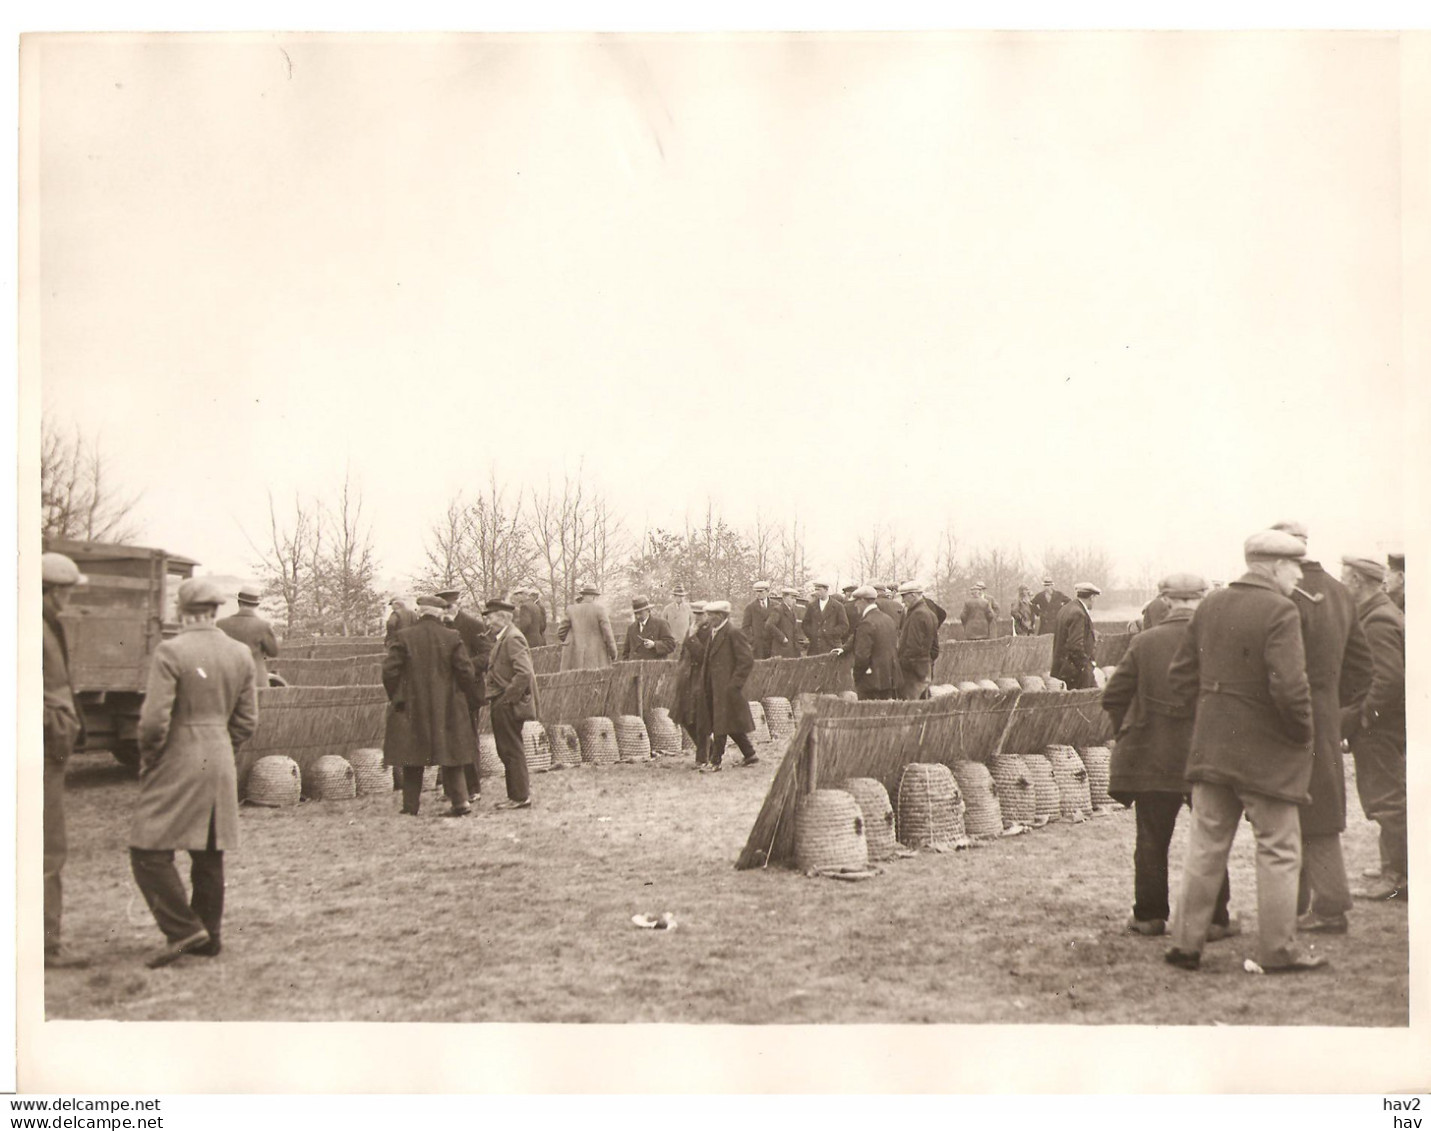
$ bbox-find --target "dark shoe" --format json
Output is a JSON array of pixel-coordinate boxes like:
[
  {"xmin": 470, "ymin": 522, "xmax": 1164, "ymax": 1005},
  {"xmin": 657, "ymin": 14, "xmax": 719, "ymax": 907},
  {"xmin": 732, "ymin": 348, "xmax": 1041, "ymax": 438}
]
[
  {"xmin": 1206, "ymin": 916, "xmax": 1243, "ymax": 942},
  {"xmin": 145, "ymin": 928, "xmax": 211, "ymax": 969},
  {"xmin": 442, "ymin": 806, "xmax": 472, "ymax": 818},
  {"xmin": 191, "ymin": 937, "xmax": 223, "ymax": 957},
  {"xmin": 1297, "ymin": 911, "xmax": 1348, "ymax": 934},
  {"xmin": 400, "ymin": 808, "xmax": 419, "ymax": 817},
  {"xmin": 44, "ymin": 947, "xmax": 92, "ymax": 969},
  {"xmin": 494, "ymin": 798, "xmax": 531, "ymax": 810},
  {"xmin": 740, "ymin": 755, "xmax": 761, "ymax": 766},
  {"xmin": 1354, "ymin": 876, "xmax": 1406, "ymax": 901},
  {"xmin": 1262, "ymin": 952, "xmax": 1330, "ymax": 974},
  {"xmin": 1126, "ymin": 915, "xmax": 1166, "ymax": 937},
  {"xmin": 1164, "ymin": 947, "xmax": 1201, "ymax": 971}
]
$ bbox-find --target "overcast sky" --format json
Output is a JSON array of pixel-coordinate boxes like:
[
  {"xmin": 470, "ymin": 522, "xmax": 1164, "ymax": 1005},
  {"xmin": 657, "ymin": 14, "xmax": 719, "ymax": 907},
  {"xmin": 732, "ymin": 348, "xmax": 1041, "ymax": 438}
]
[{"xmin": 31, "ymin": 32, "xmax": 1413, "ymax": 592}]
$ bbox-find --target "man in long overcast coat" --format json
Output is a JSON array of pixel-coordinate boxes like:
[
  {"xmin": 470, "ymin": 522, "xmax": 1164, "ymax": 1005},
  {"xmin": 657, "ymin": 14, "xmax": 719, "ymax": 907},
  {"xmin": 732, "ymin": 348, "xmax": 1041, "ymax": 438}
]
[{"xmin": 1051, "ymin": 583, "xmax": 1100, "ymax": 689}]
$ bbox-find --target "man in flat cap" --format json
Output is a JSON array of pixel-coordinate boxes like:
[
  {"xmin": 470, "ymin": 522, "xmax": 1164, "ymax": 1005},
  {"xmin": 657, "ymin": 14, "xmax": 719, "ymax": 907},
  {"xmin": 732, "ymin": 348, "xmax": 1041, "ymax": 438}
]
[
  {"xmin": 1031, "ymin": 576, "xmax": 1070, "ymax": 636},
  {"xmin": 765, "ymin": 587, "xmax": 801, "ymax": 658},
  {"xmin": 959, "ymin": 583, "xmax": 997, "ymax": 641},
  {"xmin": 42, "ymin": 552, "xmax": 89, "ymax": 968},
  {"xmin": 217, "ymin": 586, "xmax": 279, "ymax": 689},
  {"xmin": 1103, "ymin": 573, "xmax": 1236, "ymax": 940},
  {"xmin": 438, "ymin": 588, "xmax": 492, "ymax": 803},
  {"xmin": 1385, "ymin": 553, "xmax": 1404, "ymax": 614},
  {"xmin": 1269, "ymin": 523, "xmax": 1373, "ymax": 934},
  {"xmin": 385, "ymin": 596, "xmax": 417, "ymax": 644},
  {"xmin": 697, "ymin": 601, "xmax": 759, "ymax": 771},
  {"xmin": 558, "ymin": 584, "xmax": 618, "ymax": 671},
  {"xmin": 1139, "ymin": 585, "xmax": 1171, "ymax": 633},
  {"xmin": 515, "ymin": 587, "xmax": 548, "ymax": 648},
  {"xmin": 670, "ymin": 601, "xmax": 712, "ymax": 764},
  {"xmin": 661, "ymin": 583, "xmax": 692, "ymax": 647},
  {"xmin": 1051, "ymin": 583, "xmax": 1100, "ymax": 690},
  {"xmin": 130, "ymin": 578, "xmax": 259, "ymax": 967},
  {"xmin": 484, "ymin": 598, "xmax": 539, "ymax": 809},
  {"xmin": 741, "ymin": 581, "xmax": 775, "ymax": 660},
  {"xmin": 875, "ymin": 584, "xmax": 905, "ymax": 632},
  {"xmin": 836, "ymin": 586, "xmax": 900, "ymax": 700},
  {"xmin": 622, "ymin": 596, "xmax": 677, "ymax": 661},
  {"xmin": 1164, "ymin": 531, "xmax": 1322, "ymax": 973},
  {"xmin": 802, "ymin": 580, "xmax": 849, "ymax": 655},
  {"xmin": 1340, "ymin": 554, "xmax": 1406, "ymax": 901},
  {"xmin": 382, "ymin": 596, "xmax": 483, "ymax": 818},
  {"xmin": 896, "ymin": 582, "xmax": 940, "ymax": 700}
]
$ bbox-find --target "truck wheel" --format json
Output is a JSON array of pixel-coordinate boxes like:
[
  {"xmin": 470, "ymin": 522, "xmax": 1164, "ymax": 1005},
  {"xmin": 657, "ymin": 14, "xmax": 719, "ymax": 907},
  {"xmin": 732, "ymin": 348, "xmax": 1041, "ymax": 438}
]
[{"xmin": 112, "ymin": 741, "xmax": 141, "ymax": 770}]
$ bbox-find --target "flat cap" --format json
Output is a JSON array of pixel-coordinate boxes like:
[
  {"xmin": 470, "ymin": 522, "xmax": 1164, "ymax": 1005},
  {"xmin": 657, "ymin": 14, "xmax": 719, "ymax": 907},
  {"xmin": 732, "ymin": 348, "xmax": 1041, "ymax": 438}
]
[
  {"xmin": 1271, "ymin": 520, "xmax": 1309, "ymax": 542},
  {"xmin": 1388, "ymin": 552, "xmax": 1405, "ymax": 571},
  {"xmin": 1342, "ymin": 555, "xmax": 1387, "ymax": 583},
  {"xmin": 484, "ymin": 597, "xmax": 517, "ymax": 614},
  {"xmin": 704, "ymin": 600, "xmax": 732, "ymax": 615},
  {"xmin": 176, "ymin": 578, "xmax": 225, "ymax": 610},
  {"xmin": 1158, "ymin": 572, "xmax": 1208, "ymax": 600},
  {"xmin": 1244, "ymin": 530, "xmax": 1308, "ymax": 562},
  {"xmin": 897, "ymin": 581, "xmax": 923, "ymax": 595},
  {"xmin": 752, "ymin": 580, "xmax": 771, "ymax": 591},
  {"xmin": 236, "ymin": 586, "xmax": 262, "ymax": 604},
  {"xmin": 689, "ymin": 601, "xmax": 706, "ymax": 614},
  {"xmin": 416, "ymin": 595, "xmax": 448, "ymax": 608},
  {"xmin": 631, "ymin": 595, "xmax": 652, "ymax": 613},
  {"xmin": 580, "ymin": 584, "xmax": 600, "ymax": 597},
  {"xmin": 1074, "ymin": 581, "xmax": 1102, "ymax": 596},
  {"xmin": 434, "ymin": 588, "xmax": 461, "ymax": 603},
  {"xmin": 841, "ymin": 584, "xmax": 856, "ymax": 594},
  {"xmin": 851, "ymin": 585, "xmax": 878, "ymax": 600},
  {"xmin": 781, "ymin": 585, "xmax": 799, "ymax": 597},
  {"xmin": 973, "ymin": 580, "xmax": 987, "ymax": 589},
  {"xmin": 812, "ymin": 579, "xmax": 830, "ymax": 589},
  {"xmin": 1042, "ymin": 576, "xmax": 1054, "ymax": 584},
  {"xmin": 41, "ymin": 552, "xmax": 86, "ymax": 587}
]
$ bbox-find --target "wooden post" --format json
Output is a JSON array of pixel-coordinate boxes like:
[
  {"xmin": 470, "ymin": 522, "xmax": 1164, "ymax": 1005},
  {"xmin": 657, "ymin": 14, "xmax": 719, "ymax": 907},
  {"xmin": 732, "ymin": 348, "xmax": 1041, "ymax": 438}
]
[{"xmin": 803, "ymin": 721, "xmax": 820, "ymax": 795}]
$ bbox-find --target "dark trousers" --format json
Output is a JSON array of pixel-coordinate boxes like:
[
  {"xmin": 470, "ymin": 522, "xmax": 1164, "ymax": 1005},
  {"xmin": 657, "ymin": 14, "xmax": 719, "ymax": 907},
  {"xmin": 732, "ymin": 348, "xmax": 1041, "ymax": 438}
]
[
  {"xmin": 400, "ymin": 765, "xmax": 469, "ymax": 814},
  {"xmin": 1133, "ymin": 792, "xmax": 1230, "ymax": 925},
  {"xmin": 130, "ymin": 810, "xmax": 224, "ymax": 944},
  {"xmin": 463, "ymin": 708, "xmax": 482, "ymax": 797},
  {"xmin": 680, "ymin": 724, "xmax": 712, "ymax": 765},
  {"xmin": 710, "ymin": 731, "xmax": 755, "ymax": 767},
  {"xmin": 490, "ymin": 702, "xmax": 530, "ymax": 803},
  {"xmin": 1351, "ymin": 727, "xmax": 1407, "ymax": 878},
  {"xmin": 43, "ymin": 758, "xmax": 66, "ymax": 952}
]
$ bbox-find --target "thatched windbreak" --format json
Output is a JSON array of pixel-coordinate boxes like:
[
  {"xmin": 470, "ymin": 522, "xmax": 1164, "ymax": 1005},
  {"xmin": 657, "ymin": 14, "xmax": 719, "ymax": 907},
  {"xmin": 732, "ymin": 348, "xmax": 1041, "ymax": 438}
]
[
  {"xmin": 530, "ymin": 644, "xmax": 564, "ymax": 674},
  {"xmin": 1094, "ymin": 632, "xmax": 1133, "ymax": 667},
  {"xmin": 735, "ymin": 686, "xmax": 1114, "ymax": 870},
  {"xmin": 239, "ymin": 685, "xmax": 388, "ymax": 789},
  {"xmin": 530, "ymin": 668, "xmax": 629, "ymax": 731},
  {"xmin": 278, "ymin": 637, "xmax": 388, "ymax": 661},
  {"xmin": 931, "ymin": 636, "xmax": 1052, "ymax": 684},
  {"xmin": 271, "ymin": 656, "xmax": 383, "ymax": 687}
]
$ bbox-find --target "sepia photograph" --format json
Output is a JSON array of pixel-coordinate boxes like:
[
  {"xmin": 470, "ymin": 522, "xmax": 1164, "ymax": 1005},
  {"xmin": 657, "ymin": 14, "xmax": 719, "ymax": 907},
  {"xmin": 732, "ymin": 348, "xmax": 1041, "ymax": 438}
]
[{"xmin": 15, "ymin": 18, "xmax": 1429, "ymax": 1095}]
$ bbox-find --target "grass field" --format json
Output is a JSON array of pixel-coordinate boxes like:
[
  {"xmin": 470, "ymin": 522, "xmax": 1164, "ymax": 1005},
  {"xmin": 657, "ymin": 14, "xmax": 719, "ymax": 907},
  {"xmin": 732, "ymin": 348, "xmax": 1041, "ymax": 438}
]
[{"xmin": 45, "ymin": 737, "xmax": 1408, "ymax": 1026}]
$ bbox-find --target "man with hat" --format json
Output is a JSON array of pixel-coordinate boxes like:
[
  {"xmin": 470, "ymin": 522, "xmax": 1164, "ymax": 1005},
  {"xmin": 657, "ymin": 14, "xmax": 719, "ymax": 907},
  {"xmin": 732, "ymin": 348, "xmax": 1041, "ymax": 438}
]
[
  {"xmin": 1011, "ymin": 585, "xmax": 1037, "ymax": 636},
  {"xmin": 1139, "ymin": 585, "xmax": 1171, "ymax": 633},
  {"xmin": 622, "ymin": 595, "xmax": 677, "ymax": 661},
  {"xmin": 385, "ymin": 596, "xmax": 418, "ymax": 643},
  {"xmin": 835, "ymin": 586, "xmax": 900, "ymax": 699},
  {"xmin": 515, "ymin": 586, "xmax": 548, "ymax": 648},
  {"xmin": 1031, "ymin": 576, "xmax": 1070, "ymax": 636},
  {"xmin": 438, "ymin": 587, "xmax": 492, "ymax": 803},
  {"xmin": 217, "ymin": 586, "xmax": 279, "ymax": 689},
  {"xmin": 1269, "ymin": 523, "xmax": 1373, "ymax": 934},
  {"xmin": 382, "ymin": 596, "xmax": 484, "ymax": 818},
  {"xmin": 896, "ymin": 581, "xmax": 940, "ymax": 700},
  {"xmin": 802, "ymin": 580, "xmax": 849, "ymax": 655},
  {"xmin": 1385, "ymin": 552, "xmax": 1405, "ymax": 614},
  {"xmin": 129, "ymin": 578, "xmax": 259, "ymax": 967},
  {"xmin": 670, "ymin": 601, "xmax": 712, "ymax": 764},
  {"xmin": 875, "ymin": 583, "xmax": 905, "ymax": 632},
  {"xmin": 42, "ymin": 551, "xmax": 89, "ymax": 967},
  {"xmin": 484, "ymin": 598, "xmax": 539, "ymax": 809},
  {"xmin": 1340, "ymin": 554, "xmax": 1406, "ymax": 901},
  {"xmin": 661, "ymin": 583, "xmax": 692, "ymax": 646},
  {"xmin": 1164, "ymin": 530, "xmax": 1322, "ymax": 973},
  {"xmin": 765, "ymin": 586, "xmax": 801, "ymax": 658},
  {"xmin": 740, "ymin": 581, "xmax": 775, "ymax": 660},
  {"xmin": 558, "ymin": 584, "xmax": 618, "ymax": 671},
  {"xmin": 697, "ymin": 601, "xmax": 759, "ymax": 770},
  {"xmin": 959, "ymin": 582, "xmax": 997, "ymax": 641},
  {"xmin": 1051, "ymin": 583, "xmax": 1100, "ymax": 690},
  {"xmin": 1103, "ymin": 572, "xmax": 1236, "ymax": 940}
]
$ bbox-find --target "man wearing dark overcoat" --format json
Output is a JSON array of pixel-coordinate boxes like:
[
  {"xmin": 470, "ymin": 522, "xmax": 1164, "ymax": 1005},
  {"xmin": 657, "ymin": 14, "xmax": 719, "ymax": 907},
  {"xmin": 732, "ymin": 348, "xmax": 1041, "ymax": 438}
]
[
  {"xmin": 1163, "ymin": 530, "xmax": 1323, "ymax": 973},
  {"xmin": 959, "ymin": 583, "xmax": 996, "ymax": 640},
  {"xmin": 740, "ymin": 581, "xmax": 774, "ymax": 660},
  {"xmin": 1031, "ymin": 577, "xmax": 1069, "ymax": 635},
  {"xmin": 1051, "ymin": 583, "xmax": 1100, "ymax": 690},
  {"xmin": 1267, "ymin": 523, "xmax": 1374, "ymax": 934},
  {"xmin": 896, "ymin": 581, "xmax": 939, "ymax": 700},
  {"xmin": 1102, "ymin": 573, "xmax": 1235, "ymax": 939},
  {"xmin": 1140, "ymin": 590, "xmax": 1171, "ymax": 633},
  {"xmin": 1011, "ymin": 585, "xmax": 1037, "ymax": 636},
  {"xmin": 515, "ymin": 587, "xmax": 548, "ymax": 647},
  {"xmin": 382, "ymin": 596, "xmax": 483, "ymax": 818},
  {"xmin": 622, "ymin": 595, "xmax": 677, "ymax": 661},
  {"xmin": 669, "ymin": 602, "xmax": 711, "ymax": 765},
  {"xmin": 1340, "ymin": 555, "xmax": 1407, "ymax": 901},
  {"xmin": 697, "ymin": 601, "xmax": 759, "ymax": 771},
  {"xmin": 217, "ymin": 587, "xmax": 279, "ymax": 688},
  {"xmin": 764, "ymin": 587, "xmax": 801, "ymax": 658},
  {"xmin": 42, "ymin": 552, "xmax": 89, "ymax": 968},
  {"xmin": 130, "ymin": 579, "xmax": 259, "ymax": 967},
  {"xmin": 801, "ymin": 580, "xmax": 849, "ymax": 654},
  {"xmin": 385, "ymin": 596, "xmax": 417, "ymax": 643},
  {"xmin": 437, "ymin": 588, "xmax": 491, "ymax": 803},
  {"xmin": 485, "ymin": 598, "xmax": 539, "ymax": 809},
  {"xmin": 835, "ymin": 586, "xmax": 899, "ymax": 699},
  {"xmin": 875, "ymin": 584, "xmax": 905, "ymax": 632}
]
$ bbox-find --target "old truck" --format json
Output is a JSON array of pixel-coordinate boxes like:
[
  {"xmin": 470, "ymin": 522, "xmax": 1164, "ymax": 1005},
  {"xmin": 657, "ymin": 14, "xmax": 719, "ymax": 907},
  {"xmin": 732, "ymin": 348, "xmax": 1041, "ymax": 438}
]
[{"xmin": 44, "ymin": 538, "xmax": 201, "ymax": 768}]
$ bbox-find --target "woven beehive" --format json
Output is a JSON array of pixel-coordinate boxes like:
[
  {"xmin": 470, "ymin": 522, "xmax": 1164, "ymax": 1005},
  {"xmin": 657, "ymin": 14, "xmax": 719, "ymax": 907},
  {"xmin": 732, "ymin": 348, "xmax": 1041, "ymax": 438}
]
[
  {"xmin": 976, "ymin": 678, "xmax": 1001, "ymax": 692},
  {"xmin": 929, "ymin": 684, "xmax": 958, "ymax": 698},
  {"xmin": 990, "ymin": 753, "xmax": 1036, "ymax": 827},
  {"xmin": 1017, "ymin": 675, "xmax": 1046, "ymax": 693},
  {"xmin": 245, "ymin": 755, "xmax": 301, "ymax": 807},
  {"xmin": 952, "ymin": 761, "xmax": 1003, "ymax": 838},
  {"xmin": 614, "ymin": 715, "xmax": 652, "ymax": 762},
  {"xmin": 645, "ymin": 709, "xmax": 683, "ymax": 757},
  {"xmin": 747, "ymin": 701, "xmax": 767, "ymax": 740},
  {"xmin": 794, "ymin": 790, "xmax": 870, "ymax": 873},
  {"xmin": 839, "ymin": 777, "xmax": 898, "ymax": 861},
  {"xmin": 478, "ymin": 733, "xmax": 503, "ymax": 778},
  {"xmin": 522, "ymin": 721, "xmax": 553, "ymax": 773},
  {"xmin": 1022, "ymin": 752, "xmax": 1061, "ymax": 823},
  {"xmin": 1079, "ymin": 745, "xmax": 1112, "ymax": 808},
  {"xmin": 1044, "ymin": 676, "xmax": 1067, "ymax": 691},
  {"xmin": 994, "ymin": 677, "xmax": 1023, "ymax": 693},
  {"xmin": 549, "ymin": 723, "xmax": 582, "ymax": 769},
  {"xmin": 1045, "ymin": 745, "xmax": 1093, "ymax": 820},
  {"xmin": 956, "ymin": 681, "xmax": 982, "ymax": 694},
  {"xmin": 578, "ymin": 716, "xmax": 620, "ymax": 765},
  {"xmin": 307, "ymin": 754, "xmax": 356, "ymax": 800},
  {"xmin": 896, "ymin": 763, "xmax": 966, "ymax": 848},
  {"xmin": 838, "ymin": 690, "xmax": 859, "ymax": 702},
  {"xmin": 761, "ymin": 696, "xmax": 795, "ymax": 742},
  {"xmin": 347, "ymin": 747, "xmax": 388, "ymax": 796}
]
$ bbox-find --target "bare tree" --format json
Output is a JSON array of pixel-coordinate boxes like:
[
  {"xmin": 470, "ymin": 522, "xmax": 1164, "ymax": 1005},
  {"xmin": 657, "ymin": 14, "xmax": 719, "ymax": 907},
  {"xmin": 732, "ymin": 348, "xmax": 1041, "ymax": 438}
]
[
  {"xmin": 40, "ymin": 416, "xmax": 143, "ymax": 543},
  {"xmin": 1041, "ymin": 544, "xmax": 1115, "ymax": 593},
  {"xmin": 529, "ymin": 471, "xmax": 590, "ymax": 616},
  {"xmin": 251, "ymin": 493, "xmax": 316, "ymax": 633},
  {"xmin": 776, "ymin": 517, "xmax": 809, "ymax": 590},
  {"xmin": 322, "ymin": 471, "xmax": 382, "ymax": 635},
  {"xmin": 748, "ymin": 509, "xmax": 778, "ymax": 584}
]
